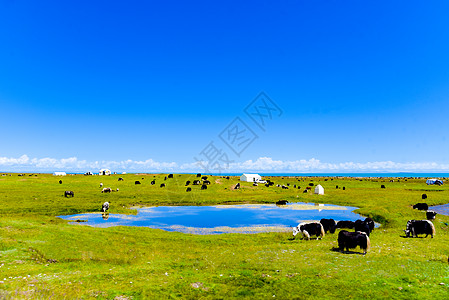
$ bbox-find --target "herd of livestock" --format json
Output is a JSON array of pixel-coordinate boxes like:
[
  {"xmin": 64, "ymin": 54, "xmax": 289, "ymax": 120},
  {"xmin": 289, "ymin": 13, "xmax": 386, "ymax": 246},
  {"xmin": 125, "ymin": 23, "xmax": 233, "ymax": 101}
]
[
  {"xmin": 58, "ymin": 175, "xmax": 439, "ymax": 255},
  {"xmin": 291, "ymin": 193, "xmax": 437, "ymax": 254}
]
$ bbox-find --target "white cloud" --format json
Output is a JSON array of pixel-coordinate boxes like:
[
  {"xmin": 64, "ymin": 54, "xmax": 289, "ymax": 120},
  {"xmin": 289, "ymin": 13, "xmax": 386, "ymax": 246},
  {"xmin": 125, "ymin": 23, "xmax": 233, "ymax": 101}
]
[{"xmin": 0, "ymin": 155, "xmax": 448, "ymax": 173}]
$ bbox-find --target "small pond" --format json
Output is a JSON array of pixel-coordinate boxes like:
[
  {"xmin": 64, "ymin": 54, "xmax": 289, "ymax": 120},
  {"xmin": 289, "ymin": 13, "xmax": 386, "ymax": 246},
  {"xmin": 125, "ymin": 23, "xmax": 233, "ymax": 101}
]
[
  {"xmin": 429, "ymin": 203, "xmax": 449, "ymax": 216},
  {"xmin": 58, "ymin": 203, "xmax": 368, "ymax": 234}
]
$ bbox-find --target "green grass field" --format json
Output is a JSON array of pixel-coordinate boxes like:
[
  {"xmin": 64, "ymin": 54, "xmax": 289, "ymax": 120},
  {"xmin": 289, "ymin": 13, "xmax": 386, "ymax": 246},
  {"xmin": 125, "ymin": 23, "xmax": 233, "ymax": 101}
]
[{"xmin": 1, "ymin": 173, "xmax": 448, "ymax": 299}]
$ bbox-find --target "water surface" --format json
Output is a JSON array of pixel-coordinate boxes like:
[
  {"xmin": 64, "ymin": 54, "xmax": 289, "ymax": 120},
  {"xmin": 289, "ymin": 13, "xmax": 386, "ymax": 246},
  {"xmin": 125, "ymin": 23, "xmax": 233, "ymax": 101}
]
[
  {"xmin": 429, "ymin": 203, "xmax": 449, "ymax": 216},
  {"xmin": 58, "ymin": 202, "xmax": 366, "ymax": 234}
]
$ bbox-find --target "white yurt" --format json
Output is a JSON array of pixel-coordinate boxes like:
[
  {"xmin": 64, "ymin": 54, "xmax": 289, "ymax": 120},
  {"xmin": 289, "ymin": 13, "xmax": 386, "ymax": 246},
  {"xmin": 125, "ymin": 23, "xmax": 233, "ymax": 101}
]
[
  {"xmin": 53, "ymin": 172, "xmax": 66, "ymax": 176},
  {"xmin": 314, "ymin": 184, "xmax": 324, "ymax": 195},
  {"xmin": 240, "ymin": 173, "xmax": 262, "ymax": 182}
]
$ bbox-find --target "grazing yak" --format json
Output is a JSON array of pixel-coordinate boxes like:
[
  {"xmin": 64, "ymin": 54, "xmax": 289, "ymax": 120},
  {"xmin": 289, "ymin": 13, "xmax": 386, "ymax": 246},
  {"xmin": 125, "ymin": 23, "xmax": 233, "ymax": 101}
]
[
  {"xmin": 186, "ymin": 187, "xmax": 192, "ymax": 192},
  {"xmin": 203, "ymin": 180, "xmax": 211, "ymax": 185},
  {"xmin": 196, "ymin": 173, "xmax": 201, "ymax": 177},
  {"xmin": 426, "ymin": 211, "xmax": 437, "ymax": 220},
  {"xmin": 404, "ymin": 220, "xmax": 435, "ymax": 238},
  {"xmin": 102, "ymin": 201, "xmax": 109, "ymax": 212},
  {"xmin": 64, "ymin": 191, "xmax": 74, "ymax": 197},
  {"xmin": 292, "ymin": 222, "xmax": 325, "ymax": 240},
  {"xmin": 338, "ymin": 230, "xmax": 370, "ymax": 254},
  {"xmin": 59, "ymin": 180, "xmax": 62, "ymax": 184},
  {"xmin": 168, "ymin": 174, "xmax": 173, "ymax": 178},
  {"xmin": 201, "ymin": 176, "xmax": 208, "ymax": 180},
  {"xmin": 320, "ymin": 218, "xmax": 337, "ymax": 234},
  {"xmin": 413, "ymin": 203, "xmax": 428, "ymax": 211},
  {"xmin": 185, "ymin": 180, "xmax": 191, "ymax": 186},
  {"xmin": 381, "ymin": 185, "xmax": 386, "ymax": 189},
  {"xmin": 151, "ymin": 180, "xmax": 155, "ymax": 185},
  {"xmin": 303, "ymin": 189, "xmax": 308, "ymax": 193},
  {"xmin": 193, "ymin": 180, "xmax": 201, "ymax": 185},
  {"xmin": 118, "ymin": 177, "xmax": 124, "ymax": 181},
  {"xmin": 422, "ymin": 193, "xmax": 427, "ymax": 200},
  {"xmin": 354, "ymin": 220, "xmax": 372, "ymax": 236},
  {"xmin": 135, "ymin": 181, "xmax": 141, "ymax": 185},
  {"xmin": 160, "ymin": 183, "xmax": 166, "ymax": 188},
  {"xmin": 100, "ymin": 183, "xmax": 103, "ymax": 188},
  {"xmin": 336, "ymin": 220, "xmax": 355, "ymax": 229},
  {"xmin": 102, "ymin": 187, "xmax": 112, "ymax": 193},
  {"xmin": 201, "ymin": 184, "xmax": 207, "ymax": 190},
  {"xmin": 276, "ymin": 200, "xmax": 288, "ymax": 205}
]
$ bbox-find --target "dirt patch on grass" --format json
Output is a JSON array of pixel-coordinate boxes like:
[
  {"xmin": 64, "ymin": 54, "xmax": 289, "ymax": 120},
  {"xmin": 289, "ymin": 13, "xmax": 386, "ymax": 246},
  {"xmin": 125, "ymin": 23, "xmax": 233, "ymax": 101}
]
[{"xmin": 215, "ymin": 179, "xmax": 222, "ymax": 184}]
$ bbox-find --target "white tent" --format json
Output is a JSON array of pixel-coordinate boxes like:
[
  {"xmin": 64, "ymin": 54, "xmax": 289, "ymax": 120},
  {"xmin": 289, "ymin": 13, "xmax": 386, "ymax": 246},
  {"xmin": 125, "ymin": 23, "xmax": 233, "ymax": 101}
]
[
  {"xmin": 426, "ymin": 179, "xmax": 443, "ymax": 185},
  {"xmin": 314, "ymin": 184, "xmax": 324, "ymax": 195},
  {"xmin": 99, "ymin": 169, "xmax": 111, "ymax": 176},
  {"xmin": 53, "ymin": 172, "xmax": 66, "ymax": 176},
  {"xmin": 240, "ymin": 173, "xmax": 262, "ymax": 182}
]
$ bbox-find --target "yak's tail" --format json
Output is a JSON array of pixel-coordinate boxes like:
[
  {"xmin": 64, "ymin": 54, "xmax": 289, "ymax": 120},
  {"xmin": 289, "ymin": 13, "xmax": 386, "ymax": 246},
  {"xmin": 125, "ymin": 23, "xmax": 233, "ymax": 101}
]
[
  {"xmin": 429, "ymin": 220, "xmax": 436, "ymax": 237},
  {"xmin": 319, "ymin": 223, "xmax": 325, "ymax": 238},
  {"xmin": 365, "ymin": 235, "xmax": 371, "ymax": 253}
]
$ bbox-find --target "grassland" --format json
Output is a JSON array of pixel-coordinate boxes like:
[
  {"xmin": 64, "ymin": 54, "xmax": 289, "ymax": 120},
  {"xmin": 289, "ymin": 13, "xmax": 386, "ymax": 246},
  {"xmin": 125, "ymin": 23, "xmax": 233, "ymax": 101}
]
[{"xmin": 0, "ymin": 173, "xmax": 448, "ymax": 299}]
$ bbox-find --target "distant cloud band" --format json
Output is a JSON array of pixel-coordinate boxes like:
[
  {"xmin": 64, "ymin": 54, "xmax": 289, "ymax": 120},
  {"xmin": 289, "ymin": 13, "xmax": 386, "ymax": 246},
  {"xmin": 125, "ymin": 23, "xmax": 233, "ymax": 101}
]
[{"xmin": 0, "ymin": 155, "xmax": 448, "ymax": 173}]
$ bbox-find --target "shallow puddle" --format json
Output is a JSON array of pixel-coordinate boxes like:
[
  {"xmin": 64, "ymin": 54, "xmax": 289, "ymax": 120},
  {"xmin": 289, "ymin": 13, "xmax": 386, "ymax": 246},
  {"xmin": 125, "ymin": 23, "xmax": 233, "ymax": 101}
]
[
  {"xmin": 429, "ymin": 203, "xmax": 449, "ymax": 216},
  {"xmin": 58, "ymin": 202, "xmax": 366, "ymax": 234}
]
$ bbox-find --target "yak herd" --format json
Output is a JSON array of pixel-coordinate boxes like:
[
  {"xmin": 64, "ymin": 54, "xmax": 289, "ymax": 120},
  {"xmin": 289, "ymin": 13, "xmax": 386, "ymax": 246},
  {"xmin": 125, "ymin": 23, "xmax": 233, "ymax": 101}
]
[
  {"xmin": 59, "ymin": 176, "xmax": 441, "ymax": 255},
  {"xmin": 290, "ymin": 192, "xmax": 438, "ymax": 254},
  {"xmin": 292, "ymin": 218, "xmax": 374, "ymax": 254}
]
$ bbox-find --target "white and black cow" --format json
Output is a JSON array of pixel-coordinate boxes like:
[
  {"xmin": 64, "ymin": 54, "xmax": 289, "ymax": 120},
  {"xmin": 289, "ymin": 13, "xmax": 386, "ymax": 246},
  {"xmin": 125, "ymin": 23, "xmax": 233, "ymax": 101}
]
[
  {"xmin": 338, "ymin": 230, "xmax": 370, "ymax": 254},
  {"xmin": 320, "ymin": 218, "xmax": 337, "ymax": 234},
  {"xmin": 404, "ymin": 220, "xmax": 435, "ymax": 238},
  {"xmin": 64, "ymin": 190, "xmax": 74, "ymax": 197},
  {"xmin": 102, "ymin": 201, "xmax": 109, "ymax": 212},
  {"xmin": 413, "ymin": 203, "xmax": 428, "ymax": 211},
  {"xmin": 426, "ymin": 211, "xmax": 437, "ymax": 220},
  {"xmin": 102, "ymin": 187, "xmax": 112, "ymax": 193},
  {"xmin": 292, "ymin": 222, "xmax": 325, "ymax": 240},
  {"xmin": 364, "ymin": 217, "xmax": 375, "ymax": 233}
]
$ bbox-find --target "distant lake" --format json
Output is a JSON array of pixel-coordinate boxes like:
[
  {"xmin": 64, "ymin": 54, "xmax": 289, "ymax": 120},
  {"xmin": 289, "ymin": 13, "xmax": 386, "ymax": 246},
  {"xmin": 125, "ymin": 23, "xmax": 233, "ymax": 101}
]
[{"xmin": 58, "ymin": 202, "xmax": 369, "ymax": 234}]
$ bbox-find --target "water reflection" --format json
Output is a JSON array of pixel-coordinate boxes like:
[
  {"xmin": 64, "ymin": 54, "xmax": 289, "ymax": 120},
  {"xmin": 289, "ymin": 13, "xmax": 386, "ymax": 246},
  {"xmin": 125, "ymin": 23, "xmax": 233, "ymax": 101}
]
[{"xmin": 58, "ymin": 202, "xmax": 365, "ymax": 234}]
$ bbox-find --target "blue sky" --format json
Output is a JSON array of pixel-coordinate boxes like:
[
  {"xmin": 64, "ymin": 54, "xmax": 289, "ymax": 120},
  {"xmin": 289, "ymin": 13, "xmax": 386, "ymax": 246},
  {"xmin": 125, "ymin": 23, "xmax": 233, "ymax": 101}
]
[{"xmin": 1, "ymin": 0, "xmax": 448, "ymax": 172}]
